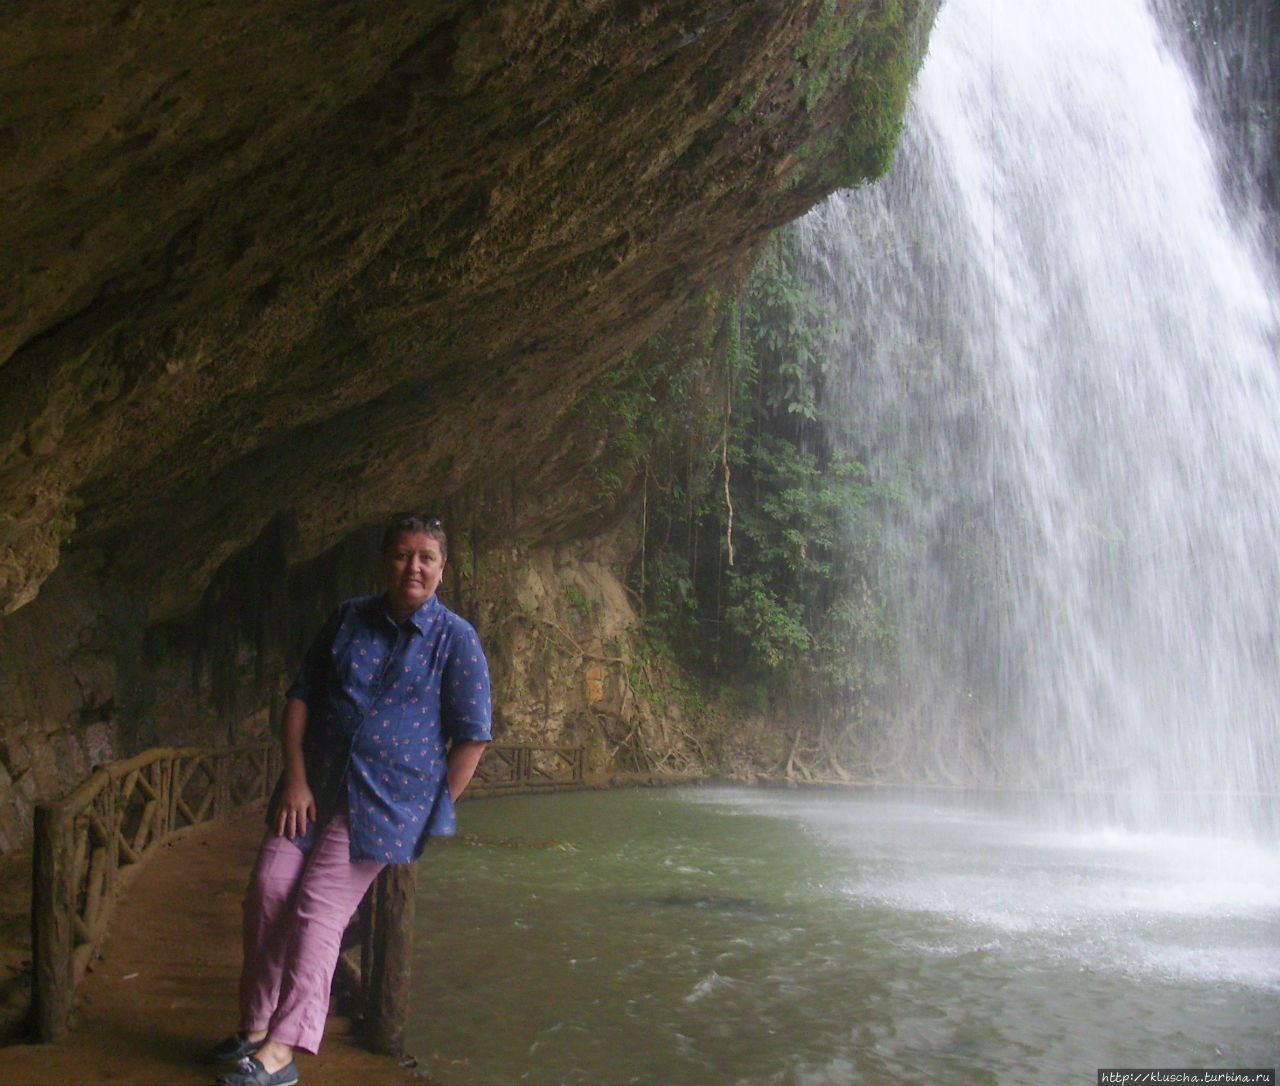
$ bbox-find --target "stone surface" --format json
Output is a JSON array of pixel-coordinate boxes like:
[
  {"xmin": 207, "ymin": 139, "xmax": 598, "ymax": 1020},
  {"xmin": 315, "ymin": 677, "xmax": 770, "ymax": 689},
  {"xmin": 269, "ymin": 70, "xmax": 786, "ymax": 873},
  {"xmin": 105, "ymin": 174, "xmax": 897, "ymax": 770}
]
[
  {"xmin": 2, "ymin": 0, "xmax": 934, "ymax": 617},
  {"xmin": 0, "ymin": 0, "xmax": 938, "ymax": 849}
]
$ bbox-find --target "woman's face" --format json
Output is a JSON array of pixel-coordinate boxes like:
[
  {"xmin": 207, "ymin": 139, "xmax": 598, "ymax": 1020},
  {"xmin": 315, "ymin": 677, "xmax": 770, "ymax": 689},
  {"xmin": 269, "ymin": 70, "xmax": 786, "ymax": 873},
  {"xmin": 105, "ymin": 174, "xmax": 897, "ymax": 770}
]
[{"xmin": 382, "ymin": 530, "xmax": 445, "ymax": 617}]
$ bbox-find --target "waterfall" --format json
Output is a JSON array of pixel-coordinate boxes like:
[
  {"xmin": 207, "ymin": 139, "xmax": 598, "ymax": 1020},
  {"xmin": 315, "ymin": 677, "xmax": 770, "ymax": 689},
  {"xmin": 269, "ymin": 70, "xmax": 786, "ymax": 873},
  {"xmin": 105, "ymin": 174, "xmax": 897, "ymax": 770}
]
[{"xmin": 799, "ymin": 0, "xmax": 1280, "ymax": 834}]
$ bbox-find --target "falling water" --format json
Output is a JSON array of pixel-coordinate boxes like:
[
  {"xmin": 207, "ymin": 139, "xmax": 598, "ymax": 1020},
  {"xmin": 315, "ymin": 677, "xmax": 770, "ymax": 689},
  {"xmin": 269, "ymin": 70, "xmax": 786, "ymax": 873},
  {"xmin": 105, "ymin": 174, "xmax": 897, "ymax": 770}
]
[{"xmin": 798, "ymin": 0, "xmax": 1280, "ymax": 834}]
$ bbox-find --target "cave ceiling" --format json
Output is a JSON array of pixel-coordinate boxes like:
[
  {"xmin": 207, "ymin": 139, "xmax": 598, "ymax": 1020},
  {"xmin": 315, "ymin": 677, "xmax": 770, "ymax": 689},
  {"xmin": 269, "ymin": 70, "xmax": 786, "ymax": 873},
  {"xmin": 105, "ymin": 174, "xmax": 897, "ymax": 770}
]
[{"xmin": 1, "ymin": 0, "xmax": 933, "ymax": 619}]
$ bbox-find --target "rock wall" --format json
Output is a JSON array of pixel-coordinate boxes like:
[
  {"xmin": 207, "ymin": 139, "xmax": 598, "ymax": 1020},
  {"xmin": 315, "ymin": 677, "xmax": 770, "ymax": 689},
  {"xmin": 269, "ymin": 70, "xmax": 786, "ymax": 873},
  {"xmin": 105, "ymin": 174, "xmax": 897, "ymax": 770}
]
[
  {"xmin": 0, "ymin": 464, "xmax": 781, "ymax": 853},
  {"xmin": 0, "ymin": 0, "xmax": 939, "ymax": 851},
  {"xmin": 467, "ymin": 523, "xmax": 770, "ymax": 778}
]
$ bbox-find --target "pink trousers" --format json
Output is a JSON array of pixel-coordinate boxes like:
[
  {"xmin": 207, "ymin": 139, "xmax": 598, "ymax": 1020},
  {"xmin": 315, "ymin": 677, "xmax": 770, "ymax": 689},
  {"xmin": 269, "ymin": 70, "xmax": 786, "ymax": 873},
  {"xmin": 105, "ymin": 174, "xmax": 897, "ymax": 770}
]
[{"xmin": 239, "ymin": 811, "xmax": 386, "ymax": 1054}]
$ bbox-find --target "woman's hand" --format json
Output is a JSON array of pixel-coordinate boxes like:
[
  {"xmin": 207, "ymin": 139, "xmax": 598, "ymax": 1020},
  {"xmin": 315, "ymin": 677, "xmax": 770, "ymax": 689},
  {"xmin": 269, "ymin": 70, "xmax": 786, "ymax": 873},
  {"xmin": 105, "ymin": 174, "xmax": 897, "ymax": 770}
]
[
  {"xmin": 275, "ymin": 696, "xmax": 314, "ymax": 838},
  {"xmin": 275, "ymin": 775, "xmax": 316, "ymax": 839}
]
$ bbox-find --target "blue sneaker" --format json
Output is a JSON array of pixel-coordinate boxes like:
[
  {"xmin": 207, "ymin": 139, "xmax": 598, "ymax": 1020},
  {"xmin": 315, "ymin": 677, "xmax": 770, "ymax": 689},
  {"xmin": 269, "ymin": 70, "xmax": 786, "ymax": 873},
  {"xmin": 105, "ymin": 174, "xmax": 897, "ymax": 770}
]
[{"xmin": 215, "ymin": 1055, "xmax": 299, "ymax": 1086}]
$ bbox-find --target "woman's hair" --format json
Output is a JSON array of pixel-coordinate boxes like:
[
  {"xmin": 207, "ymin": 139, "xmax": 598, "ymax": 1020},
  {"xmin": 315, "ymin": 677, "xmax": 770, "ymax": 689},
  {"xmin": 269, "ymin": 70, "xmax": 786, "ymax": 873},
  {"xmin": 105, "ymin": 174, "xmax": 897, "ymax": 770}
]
[{"xmin": 380, "ymin": 514, "xmax": 448, "ymax": 560}]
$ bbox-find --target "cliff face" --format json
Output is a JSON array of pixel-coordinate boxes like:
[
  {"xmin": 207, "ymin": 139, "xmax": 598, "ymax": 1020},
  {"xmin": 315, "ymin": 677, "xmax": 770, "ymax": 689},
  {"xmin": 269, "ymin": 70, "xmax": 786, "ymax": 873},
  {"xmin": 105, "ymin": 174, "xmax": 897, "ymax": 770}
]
[
  {"xmin": 1158, "ymin": 0, "xmax": 1280, "ymax": 227},
  {"xmin": 0, "ymin": 0, "xmax": 937, "ymax": 851}
]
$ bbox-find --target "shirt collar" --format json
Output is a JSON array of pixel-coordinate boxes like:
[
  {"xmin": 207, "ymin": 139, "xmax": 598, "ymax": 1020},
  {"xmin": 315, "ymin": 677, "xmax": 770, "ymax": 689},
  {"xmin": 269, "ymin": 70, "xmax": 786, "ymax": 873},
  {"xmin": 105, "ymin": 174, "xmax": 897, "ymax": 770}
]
[{"xmin": 381, "ymin": 592, "xmax": 441, "ymax": 633}]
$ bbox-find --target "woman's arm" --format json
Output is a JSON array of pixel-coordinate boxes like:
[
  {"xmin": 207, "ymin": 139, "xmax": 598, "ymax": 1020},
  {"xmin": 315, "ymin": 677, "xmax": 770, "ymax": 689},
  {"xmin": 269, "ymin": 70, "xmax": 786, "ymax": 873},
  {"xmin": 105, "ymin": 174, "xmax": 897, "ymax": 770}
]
[
  {"xmin": 446, "ymin": 739, "xmax": 489, "ymax": 801},
  {"xmin": 275, "ymin": 696, "xmax": 317, "ymax": 838}
]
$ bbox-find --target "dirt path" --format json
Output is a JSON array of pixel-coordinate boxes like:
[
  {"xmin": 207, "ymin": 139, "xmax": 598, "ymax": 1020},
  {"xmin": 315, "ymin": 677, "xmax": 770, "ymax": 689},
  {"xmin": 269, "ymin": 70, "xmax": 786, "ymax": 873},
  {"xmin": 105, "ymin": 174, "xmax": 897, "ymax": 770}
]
[{"xmin": 0, "ymin": 812, "xmax": 426, "ymax": 1086}]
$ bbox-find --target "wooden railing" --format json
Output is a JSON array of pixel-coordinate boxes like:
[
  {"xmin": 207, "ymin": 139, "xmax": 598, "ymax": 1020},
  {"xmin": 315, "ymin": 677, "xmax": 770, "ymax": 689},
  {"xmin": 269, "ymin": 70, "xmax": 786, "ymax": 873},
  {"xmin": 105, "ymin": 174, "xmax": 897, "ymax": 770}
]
[
  {"xmin": 29, "ymin": 741, "xmax": 586, "ymax": 1049},
  {"xmin": 30, "ymin": 742, "xmax": 280, "ymax": 1042},
  {"xmin": 472, "ymin": 744, "xmax": 586, "ymax": 791}
]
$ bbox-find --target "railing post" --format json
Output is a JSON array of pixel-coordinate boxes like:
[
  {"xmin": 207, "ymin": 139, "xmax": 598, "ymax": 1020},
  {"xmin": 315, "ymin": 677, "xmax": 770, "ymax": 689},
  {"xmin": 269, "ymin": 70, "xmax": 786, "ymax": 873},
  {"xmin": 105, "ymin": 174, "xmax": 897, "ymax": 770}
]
[
  {"xmin": 357, "ymin": 889, "xmax": 376, "ymax": 1013},
  {"xmin": 215, "ymin": 750, "xmax": 231, "ymax": 820},
  {"xmin": 362, "ymin": 864, "xmax": 417, "ymax": 1056},
  {"xmin": 168, "ymin": 753, "xmax": 182, "ymax": 831},
  {"xmin": 157, "ymin": 754, "xmax": 173, "ymax": 841},
  {"xmin": 75, "ymin": 776, "xmax": 119, "ymax": 977},
  {"xmin": 31, "ymin": 803, "xmax": 75, "ymax": 1042}
]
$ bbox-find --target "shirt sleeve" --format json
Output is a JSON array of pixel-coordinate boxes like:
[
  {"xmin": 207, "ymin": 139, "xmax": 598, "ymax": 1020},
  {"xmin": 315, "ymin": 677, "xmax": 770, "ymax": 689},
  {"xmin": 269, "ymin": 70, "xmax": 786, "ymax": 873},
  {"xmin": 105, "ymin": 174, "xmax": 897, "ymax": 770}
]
[
  {"xmin": 440, "ymin": 621, "xmax": 493, "ymax": 744},
  {"xmin": 285, "ymin": 604, "xmax": 345, "ymax": 709}
]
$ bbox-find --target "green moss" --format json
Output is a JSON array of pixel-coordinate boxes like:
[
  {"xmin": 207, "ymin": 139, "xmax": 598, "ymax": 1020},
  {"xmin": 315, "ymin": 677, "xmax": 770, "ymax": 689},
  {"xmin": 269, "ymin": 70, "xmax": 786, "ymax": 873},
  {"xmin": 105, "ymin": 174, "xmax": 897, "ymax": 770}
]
[
  {"xmin": 794, "ymin": 0, "xmax": 933, "ymax": 190},
  {"xmin": 727, "ymin": 88, "xmax": 763, "ymax": 124},
  {"xmin": 792, "ymin": 0, "xmax": 869, "ymax": 112},
  {"xmin": 563, "ymin": 580, "xmax": 597, "ymax": 620}
]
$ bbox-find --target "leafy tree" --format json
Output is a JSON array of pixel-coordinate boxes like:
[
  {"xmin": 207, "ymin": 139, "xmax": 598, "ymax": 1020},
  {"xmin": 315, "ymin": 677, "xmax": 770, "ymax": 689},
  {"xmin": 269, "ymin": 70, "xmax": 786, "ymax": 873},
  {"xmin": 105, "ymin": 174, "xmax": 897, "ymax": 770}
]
[{"xmin": 617, "ymin": 228, "xmax": 900, "ymax": 736}]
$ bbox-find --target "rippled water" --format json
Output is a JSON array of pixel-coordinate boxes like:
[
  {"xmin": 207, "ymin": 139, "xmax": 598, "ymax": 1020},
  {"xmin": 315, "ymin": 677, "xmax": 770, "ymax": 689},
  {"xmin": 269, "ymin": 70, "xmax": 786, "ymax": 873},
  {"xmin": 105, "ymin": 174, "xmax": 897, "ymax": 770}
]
[{"xmin": 407, "ymin": 787, "xmax": 1280, "ymax": 1085}]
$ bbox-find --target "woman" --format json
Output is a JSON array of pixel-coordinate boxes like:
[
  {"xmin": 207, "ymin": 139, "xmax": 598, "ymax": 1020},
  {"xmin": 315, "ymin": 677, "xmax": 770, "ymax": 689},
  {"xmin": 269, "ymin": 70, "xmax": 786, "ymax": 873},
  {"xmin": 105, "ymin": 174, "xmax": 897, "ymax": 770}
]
[{"xmin": 209, "ymin": 514, "xmax": 491, "ymax": 1086}]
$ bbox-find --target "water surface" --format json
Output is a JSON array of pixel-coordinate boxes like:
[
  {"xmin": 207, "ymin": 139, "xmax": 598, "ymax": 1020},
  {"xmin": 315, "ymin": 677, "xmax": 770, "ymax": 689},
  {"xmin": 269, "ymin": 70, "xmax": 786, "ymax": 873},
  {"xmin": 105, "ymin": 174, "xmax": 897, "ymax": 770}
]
[{"xmin": 409, "ymin": 787, "xmax": 1280, "ymax": 1085}]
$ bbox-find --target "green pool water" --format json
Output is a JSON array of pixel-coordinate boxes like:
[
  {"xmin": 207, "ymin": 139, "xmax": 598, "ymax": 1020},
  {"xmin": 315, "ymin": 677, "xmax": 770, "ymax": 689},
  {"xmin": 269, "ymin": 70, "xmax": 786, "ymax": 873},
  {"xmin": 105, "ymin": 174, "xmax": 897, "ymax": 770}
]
[{"xmin": 406, "ymin": 787, "xmax": 1280, "ymax": 1085}]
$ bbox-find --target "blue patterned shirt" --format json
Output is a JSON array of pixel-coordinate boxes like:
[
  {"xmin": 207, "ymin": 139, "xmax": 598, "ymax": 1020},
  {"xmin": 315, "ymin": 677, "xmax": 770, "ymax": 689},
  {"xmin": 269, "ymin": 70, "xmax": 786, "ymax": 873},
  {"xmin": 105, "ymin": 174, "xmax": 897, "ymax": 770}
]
[{"xmin": 277, "ymin": 592, "xmax": 492, "ymax": 862}]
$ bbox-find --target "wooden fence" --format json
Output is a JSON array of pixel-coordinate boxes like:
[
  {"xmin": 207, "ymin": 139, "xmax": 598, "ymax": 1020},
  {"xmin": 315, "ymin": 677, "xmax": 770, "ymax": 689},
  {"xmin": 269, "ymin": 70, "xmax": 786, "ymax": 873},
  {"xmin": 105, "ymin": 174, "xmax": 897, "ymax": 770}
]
[
  {"xmin": 471, "ymin": 744, "xmax": 586, "ymax": 791},
  {"xmin": 29, "ymin": 741, "xmax": 586, "ymax": 1048},
  {"xmin": 30, "ymin": 743, "xmax": 280, "ymax": 1042}
]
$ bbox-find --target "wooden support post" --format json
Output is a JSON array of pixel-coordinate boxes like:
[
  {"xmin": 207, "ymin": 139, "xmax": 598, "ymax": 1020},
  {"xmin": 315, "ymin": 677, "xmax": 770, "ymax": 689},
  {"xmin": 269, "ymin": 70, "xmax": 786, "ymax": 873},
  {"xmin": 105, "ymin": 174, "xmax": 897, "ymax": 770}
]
[
  {"xmin": 363, "ymin": 863, "xmax": 417, "ymax": 1057},
  {"xmin": 357, "ymin": 890, "xmax": 376, "ymax": 1013},
  {"xmin": 31, "ymin": 805, "xmax": 75, "ymax": 1042},
  {"xmin": 159, "ymin": 756, "xmax": 175, "ymax": 839}
]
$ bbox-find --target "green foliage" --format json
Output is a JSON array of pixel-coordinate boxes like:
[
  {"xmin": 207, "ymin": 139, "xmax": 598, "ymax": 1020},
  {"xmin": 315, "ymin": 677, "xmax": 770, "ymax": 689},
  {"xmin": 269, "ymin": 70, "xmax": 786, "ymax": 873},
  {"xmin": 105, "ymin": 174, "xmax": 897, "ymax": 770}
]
[
  {"xmin": 566, "ymin": 297, "xmax": 723, "ymax": 508},
  {"xmin": 596, "ymin": 229, "xmax": 901, "ymax": 733},
  {"xmin": 568, "ymin": 225, "xmax": 904, "ymax": 739}
]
